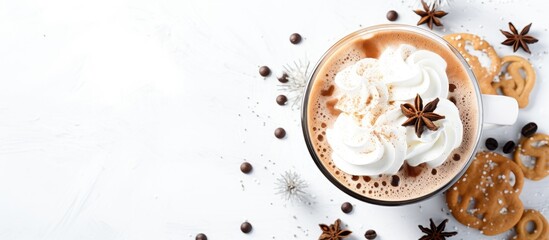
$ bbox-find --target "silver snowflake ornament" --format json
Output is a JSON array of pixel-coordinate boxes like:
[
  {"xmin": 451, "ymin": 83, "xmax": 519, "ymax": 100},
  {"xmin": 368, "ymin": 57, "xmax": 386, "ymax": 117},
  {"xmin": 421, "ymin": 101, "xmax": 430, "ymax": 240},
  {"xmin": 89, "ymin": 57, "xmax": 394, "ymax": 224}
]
[
  {"xmin": 278, "ymin": 60, "xmax": 310, "ymax": 110},
  {"xmin": 275, "ymin": 170, "xmax": 309, "ymax": 203}
]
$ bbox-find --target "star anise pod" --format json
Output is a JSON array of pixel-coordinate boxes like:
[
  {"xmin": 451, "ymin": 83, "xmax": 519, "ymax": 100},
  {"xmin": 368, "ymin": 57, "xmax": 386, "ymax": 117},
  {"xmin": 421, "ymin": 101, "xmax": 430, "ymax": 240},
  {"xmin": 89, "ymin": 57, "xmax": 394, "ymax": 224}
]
[
  {"xmin": 318, "ymin": 219, "xmax": 352, "ymax": 240},
  {"xmin": 418, "ymin": 219, "xmax": 457, "ymax": 240},
  {"xmin": 500, "ymin": 22, "xmax": 539, "ymax": 54},
  {"xmin": 413, "ymin": 0, "xmax": 448, "ymax": 30},
  {"xmin": 401, "ymin": 94, "xmax": 445, "ymax": 138}
]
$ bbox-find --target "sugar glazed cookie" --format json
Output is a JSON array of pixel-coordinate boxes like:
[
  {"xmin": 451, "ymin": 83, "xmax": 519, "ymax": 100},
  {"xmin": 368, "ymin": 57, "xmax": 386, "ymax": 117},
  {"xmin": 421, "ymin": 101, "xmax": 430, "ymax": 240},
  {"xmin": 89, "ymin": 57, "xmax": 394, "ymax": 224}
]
[
  {"xmin": 446, "ymin": 152, "xmax": 524, "ymax": 235},
  {"xmin": 493, "ymin": 55, "xmax": 536, "ymax": 108},
  {"xmin": 514, "ymin": 133, "xmax": 549, "ymax": 180},
  {"xmin": 444, "ymin": 33, "xmax": 501, "ymax": 95},
  {"xmin": 512, "ymin": 209, "xmax": 549, "ymax": 240}
]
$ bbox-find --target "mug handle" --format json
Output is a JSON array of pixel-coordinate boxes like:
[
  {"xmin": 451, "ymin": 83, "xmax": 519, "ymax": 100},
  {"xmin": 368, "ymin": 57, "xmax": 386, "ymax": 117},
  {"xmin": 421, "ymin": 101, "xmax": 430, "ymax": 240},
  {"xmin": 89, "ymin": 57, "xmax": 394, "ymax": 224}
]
[{"xmin": 482, "ymin": 95, "xmax": 519, "ymax": 126}]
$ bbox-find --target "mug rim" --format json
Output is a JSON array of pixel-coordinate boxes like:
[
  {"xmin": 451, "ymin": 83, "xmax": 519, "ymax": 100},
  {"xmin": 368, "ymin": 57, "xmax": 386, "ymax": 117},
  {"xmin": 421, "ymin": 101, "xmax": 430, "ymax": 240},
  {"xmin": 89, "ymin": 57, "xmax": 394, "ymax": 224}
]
[{"xmin": 300, "ymin": 24, "xmax": 484, "ymax": 206}]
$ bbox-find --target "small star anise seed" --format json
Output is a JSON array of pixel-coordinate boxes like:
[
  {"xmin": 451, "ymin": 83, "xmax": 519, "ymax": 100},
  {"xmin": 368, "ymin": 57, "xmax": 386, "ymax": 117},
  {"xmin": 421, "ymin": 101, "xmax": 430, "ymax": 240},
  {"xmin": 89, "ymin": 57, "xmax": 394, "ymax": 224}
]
[
  {"xmin": 500, "ymin": 22, "xmax": 539, "ymax": 54},
  {"xmin": 318, "ymin": 219, "xmax": 352, "ymax": 240},
  {"xmin": 418, "ymin": 219, "xmax": 458, "ymax": 240},
  {"xmin": 401, "ymin": 94, "xmax": 445, "ymax": 138},
  {"xmin": 413, "ymin": 0, "xmax": 448, "ymax": 30}
]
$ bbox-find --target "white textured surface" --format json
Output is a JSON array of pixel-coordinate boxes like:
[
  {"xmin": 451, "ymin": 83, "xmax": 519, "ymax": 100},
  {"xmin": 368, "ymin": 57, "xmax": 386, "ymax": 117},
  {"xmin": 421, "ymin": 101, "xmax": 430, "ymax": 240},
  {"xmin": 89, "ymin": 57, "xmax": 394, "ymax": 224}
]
[{"xmin": 0, "ymin": 0, "xmax": 547, "ymax": 239}]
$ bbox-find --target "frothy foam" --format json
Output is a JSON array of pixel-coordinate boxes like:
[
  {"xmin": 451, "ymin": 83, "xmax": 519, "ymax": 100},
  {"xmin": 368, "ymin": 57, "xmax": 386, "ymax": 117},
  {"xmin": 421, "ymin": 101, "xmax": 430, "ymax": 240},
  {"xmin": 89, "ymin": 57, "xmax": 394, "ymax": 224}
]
[{"xmin": 306, "ymin": 30, "xmax": 479, "ymax": 201}]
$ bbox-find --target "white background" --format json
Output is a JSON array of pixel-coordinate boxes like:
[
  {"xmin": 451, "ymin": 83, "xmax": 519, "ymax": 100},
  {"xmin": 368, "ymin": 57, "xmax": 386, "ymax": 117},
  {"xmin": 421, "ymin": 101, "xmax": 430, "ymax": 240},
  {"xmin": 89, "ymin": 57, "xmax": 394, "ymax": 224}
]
[{"xmin": 0, "ymin": 0, "xmax": 547, "ymax": 239}]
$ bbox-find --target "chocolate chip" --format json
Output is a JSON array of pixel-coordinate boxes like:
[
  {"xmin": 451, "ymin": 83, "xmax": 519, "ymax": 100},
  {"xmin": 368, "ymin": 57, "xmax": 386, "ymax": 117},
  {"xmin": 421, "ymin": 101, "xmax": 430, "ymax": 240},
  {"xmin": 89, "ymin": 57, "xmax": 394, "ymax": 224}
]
[
  {"xmin": 240, "ymin": 221, "xmax": 252, "ymax": 233},
  {"xmin": 386, "ymin": 10, "xmax": 398, "ymax": 21},
  {"xmin": 449, "ymin": 83, "xmax": 457, "ymax": 92},
  {"xmin": 276, "ymin": 95, "xmax": 287, "ymax": 105},
  {"xmin": 452, "ymin": 153, "xmax": 461, "ymax": 161},
  {"xmin": 259, "ymin": 66, "xmax": 271, "ymax": 77},
  {"xmin": 289, "ymin": 33, "xmax": 302, "ymax": 44},
  {"xmin": 521, "ymin": 122, "xmax": 538, "ymax": 137},
  {"xmin": 365, "ymin": 229, "xmax": 377, "ymax": 239},
  {"xmin": 485, "ymin": 138, "xmax": 498, "ymax": 150},
  {"xmin": 278, "ymin": 73, "xmax": 289, "ymax": 83},
  {"xmin": 240, "ymin": 162, "xmax": 253, "ymax": 174},
  {"xmin": 503, "ymin": 141, "xmax": 516, "ymax": 154},
  {"xmin": 274, "ymin": 127, "xmax": 286, "ymax": 139},
  {"xmin": 341, "ymin": 202, "xmax": 353, "ymax": 213},
  {"xmin": 195, "ymin": 233, "xmax": 207, "ymax": 240}
]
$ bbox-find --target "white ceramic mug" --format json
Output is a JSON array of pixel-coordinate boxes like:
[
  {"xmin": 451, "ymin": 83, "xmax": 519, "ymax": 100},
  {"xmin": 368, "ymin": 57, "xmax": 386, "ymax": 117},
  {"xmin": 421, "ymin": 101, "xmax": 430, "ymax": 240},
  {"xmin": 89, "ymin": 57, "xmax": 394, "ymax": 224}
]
[{"xmin": 301, "ymin": 24, "xmax": 518, "ymax": 205}]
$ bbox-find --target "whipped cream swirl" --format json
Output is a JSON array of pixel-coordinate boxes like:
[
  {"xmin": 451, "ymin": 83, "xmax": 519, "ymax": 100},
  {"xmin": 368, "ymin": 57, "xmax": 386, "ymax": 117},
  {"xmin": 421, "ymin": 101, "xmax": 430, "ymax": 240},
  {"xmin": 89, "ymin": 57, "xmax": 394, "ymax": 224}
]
[
  {"xmin": 403, "ymin": 98, "xmax": 463, "ymax": 167},
  {"xmin": 326, "ymin": 44, "xmax": 463, "ymax": 176},
  {"xmin": 379, "ymin": 44, "xmax": 449, "ymax": 101}
]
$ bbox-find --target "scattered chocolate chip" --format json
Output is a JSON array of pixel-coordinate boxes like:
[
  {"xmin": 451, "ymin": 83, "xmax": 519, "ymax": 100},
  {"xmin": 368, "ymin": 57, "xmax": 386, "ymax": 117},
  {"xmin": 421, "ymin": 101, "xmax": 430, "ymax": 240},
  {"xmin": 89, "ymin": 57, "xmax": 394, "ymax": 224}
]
[
  {"xmin": 431, "ymin": 169, "xmax": 437, "ymax": 175},
  {"xmin": 274, "ymin": 127, "xmax": 286, "ymax": 139},
  {"xmin": 503, "ymin": 140, "xmax": 516, "ymax": 154},
  {"xmin": 278, "ymin": 73, "xmax": 289, "ymax": 83},
  {"xmin": 240, "ymin": 162, "xmax": 253, "ymax": 174},
  {"xmin": 386, "ymin": 10, "xmax": 398, "ymax": 21},
  {"xmin": 259, "ymin": 66, "xmax": 271, "ymax": 77},
  {"xmin": 452, "ymin": 153, "xmax": 461, "ymax": 161},
  {"xmin": 289, "ymin": 33, "xmax": 302, "ymax": 44},
  {"xmin": 390, "ymin": 175, "xmax": 400, "ymax": 187},
  {"xmin": 485, "ymin": 138, "xmax": 498, "ymax": 150},
  {"xmin": 449, "ymin": 83, "xmax": 457, "ymax": 92},
  {"xmin": 240, "ymin": 221, "xmax": 253, "ymax": 233},
  {"xmin": 521, "ymin": 122, "xmax": 538, "ymax": 137},
  {"xmin": 195, "ymin": 233, "xmax": 207, "ymax": 240},
  {"xmin": 276, "ymin": 95, "xmax": 287, "ymax": 105},
  {"xmin": 341, "ymin": 202, "xmax": 353, "ymax": 213},
  {"xmin": 365, "ymin": 229, "xmax": 377, "ymax": 239}
]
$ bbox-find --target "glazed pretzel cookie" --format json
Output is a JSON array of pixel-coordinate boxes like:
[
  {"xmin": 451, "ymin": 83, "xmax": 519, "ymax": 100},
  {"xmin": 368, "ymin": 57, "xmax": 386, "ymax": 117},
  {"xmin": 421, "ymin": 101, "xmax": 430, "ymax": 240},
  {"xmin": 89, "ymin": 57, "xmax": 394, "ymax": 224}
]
[
  {"xmin": 444, "ymin": 33, "xmax": 500, "ymax": 95},
  {"xmin": 514, "ymin": 133, "xmax": 549, "ymax": 180},
  {"xmin": 446, "ymin": 152, "xmax": 524, "ymax": 236},
  {"xmin": 493, "ymin": 55, "xmax": 536, "ymax": 108},
  {"xmin": 512, "ymin": 209, "xmax": 549, "ymax": 240}
]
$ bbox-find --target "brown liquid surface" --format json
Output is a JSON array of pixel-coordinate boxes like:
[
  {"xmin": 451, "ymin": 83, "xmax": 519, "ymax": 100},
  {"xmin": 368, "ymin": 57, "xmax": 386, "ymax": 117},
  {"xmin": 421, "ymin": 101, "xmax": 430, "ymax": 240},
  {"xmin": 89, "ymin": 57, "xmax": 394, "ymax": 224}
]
[{"xmin": 306, "ymin": 29, "xmax": 479, "ymax": 202}]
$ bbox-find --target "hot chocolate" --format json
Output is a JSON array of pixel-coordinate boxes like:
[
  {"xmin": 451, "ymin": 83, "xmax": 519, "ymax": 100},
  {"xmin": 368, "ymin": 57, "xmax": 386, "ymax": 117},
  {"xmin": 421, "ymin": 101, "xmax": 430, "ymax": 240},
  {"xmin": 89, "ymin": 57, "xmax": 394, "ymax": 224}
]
[{"xmin": 304, "ymin": 27, "xmax": 480, "ymax": 203}]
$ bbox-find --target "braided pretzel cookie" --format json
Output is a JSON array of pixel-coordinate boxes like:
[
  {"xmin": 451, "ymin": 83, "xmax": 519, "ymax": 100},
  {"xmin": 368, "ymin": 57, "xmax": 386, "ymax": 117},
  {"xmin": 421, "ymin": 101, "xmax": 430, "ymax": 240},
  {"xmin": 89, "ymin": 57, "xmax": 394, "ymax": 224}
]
[
  {"xmin": 512, "ymin": 210, "xmax": 549, "ymax": 240},
  {"xmin": 514, "ymin": 133, "xmax": 549, "ymax": 180},
  {"xmin": 444, "ymin": 33, "xmax": 500, "ymax": 95},
  {"xmin": 446, "ymin": 152, "xmax": 524, "ymax": 235},
  {"xmin": 493, "ymin": 55, "xmax": 536, "ymax": 108}
]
